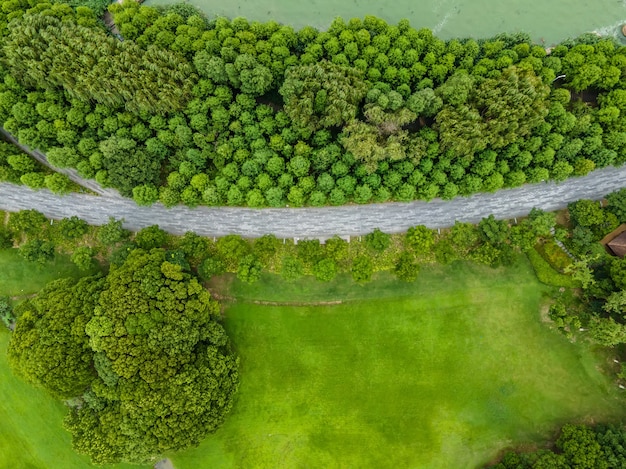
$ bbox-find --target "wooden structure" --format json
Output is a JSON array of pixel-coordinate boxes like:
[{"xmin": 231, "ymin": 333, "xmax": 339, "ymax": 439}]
[{"xmin": 601, "ymin": 223, "xmax": 626, "ymax": 258}]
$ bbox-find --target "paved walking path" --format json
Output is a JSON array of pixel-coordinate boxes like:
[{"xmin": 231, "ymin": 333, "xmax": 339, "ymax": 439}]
[{"xmin": 1, "ymin": 164, "xmax": 625, "ymax": 237}]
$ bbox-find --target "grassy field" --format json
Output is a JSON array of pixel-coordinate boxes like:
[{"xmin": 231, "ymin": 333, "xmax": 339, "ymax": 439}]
[
  {"xmin": 174, "ymin": 260, "xmax": 626, "ymax": 468},
  {"xmin": 1, "ymin": 253, "xmax": 625, "ymax": 468},
  {"xmin": 0, "ymin": 248, "xmax": 89, "ymax": 298}
]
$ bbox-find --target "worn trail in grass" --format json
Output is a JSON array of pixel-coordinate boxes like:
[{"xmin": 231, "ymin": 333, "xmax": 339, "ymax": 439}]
[{"xmin": 175, "ymin": 260, "xmax": 626, "ymax": 469}]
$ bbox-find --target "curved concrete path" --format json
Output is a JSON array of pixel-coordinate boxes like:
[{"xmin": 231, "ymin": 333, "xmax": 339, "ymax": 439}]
[
  {"xmin": 1, "ymin": 164, "xmax": 625, "ymax": 237},
  {"xmin": 0, "ymin": 128, "xmax": 122, "ymax": 198}
]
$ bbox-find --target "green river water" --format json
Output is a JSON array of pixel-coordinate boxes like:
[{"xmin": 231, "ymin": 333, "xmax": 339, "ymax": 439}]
[{"xmin": 146, "ymin": 0, "xmax": 626, "ymax": 45}]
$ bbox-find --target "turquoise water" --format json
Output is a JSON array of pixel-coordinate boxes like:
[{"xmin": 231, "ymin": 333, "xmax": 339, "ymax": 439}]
[{"xmin": 146, "ymin": 0, "xmax": 626, "ymax": 45}]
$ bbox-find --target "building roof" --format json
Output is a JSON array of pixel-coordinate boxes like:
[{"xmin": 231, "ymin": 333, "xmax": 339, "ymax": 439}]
[{"xmin": 608, "ymin": 230, "xmax": 626, "ymax": 258}]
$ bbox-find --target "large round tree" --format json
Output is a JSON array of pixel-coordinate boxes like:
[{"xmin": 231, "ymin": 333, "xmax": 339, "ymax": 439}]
[{"xmin": 8, "ymin": 248, "xmax": 239, "ymax": 465}]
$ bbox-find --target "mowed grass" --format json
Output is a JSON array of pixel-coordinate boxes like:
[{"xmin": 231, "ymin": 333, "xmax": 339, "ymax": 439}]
[
  {"xmin": 0, "ymin": 248, "xmax": 89, "ymax": 298},
  {"xmin": 173, "ymin": 260, "xmax": 626, "ymax": 469}
]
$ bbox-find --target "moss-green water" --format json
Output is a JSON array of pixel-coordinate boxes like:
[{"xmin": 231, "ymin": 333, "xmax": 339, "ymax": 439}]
[{"xmin": 145, "ymin": 0, "xmax": 626, "ymax": 45}]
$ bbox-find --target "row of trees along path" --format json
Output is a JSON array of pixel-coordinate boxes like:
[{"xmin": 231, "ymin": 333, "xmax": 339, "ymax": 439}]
[{"xmin": 1, "ymin": 162, "xmax": 626, "ymax": 238}]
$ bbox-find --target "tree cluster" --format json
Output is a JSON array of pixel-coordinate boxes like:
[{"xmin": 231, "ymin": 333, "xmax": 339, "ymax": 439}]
[
  {"xmin": 490, "ymin": 423, "xmax": 626, "ymax": 469},
  {"xmin": 8, "ymin": 248, "xmax": 239, "ymax": 464},
  {"xmin": 0, "ymin": 0, "xmax": 625, "ymax": 205}
]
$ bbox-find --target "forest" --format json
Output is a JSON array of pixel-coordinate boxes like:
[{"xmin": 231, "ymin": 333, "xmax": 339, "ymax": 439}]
[{"xmin": 1, "ymin": 0, "xmax": 626, "ymax": 207}]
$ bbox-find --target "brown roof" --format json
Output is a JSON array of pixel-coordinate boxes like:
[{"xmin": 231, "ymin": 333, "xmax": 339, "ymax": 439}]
[{"xmin": 608, "ymin": 230, "xmax": 626, "ymax": 258}]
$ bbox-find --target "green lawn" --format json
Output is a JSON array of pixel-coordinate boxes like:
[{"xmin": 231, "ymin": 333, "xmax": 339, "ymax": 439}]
[
  {"xmin": 1, "ymin": 254, "xmax": 624, "ymax": 468},
  {"xmin": 173, "ymin": 260, "xmax": 626, "ymax": 468},
  {"xmin": 0, "ymin": 248, "xmax": 89, "ymax": 298}
]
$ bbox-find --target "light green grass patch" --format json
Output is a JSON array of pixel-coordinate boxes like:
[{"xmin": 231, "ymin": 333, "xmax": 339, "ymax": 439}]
[
  {"xmin": 0, "ymin": 248, "xmax": 92, "ymax": 298},
  {"xmin": 174, "ymin": 260, "xmax": 625, "ymax": 469}
]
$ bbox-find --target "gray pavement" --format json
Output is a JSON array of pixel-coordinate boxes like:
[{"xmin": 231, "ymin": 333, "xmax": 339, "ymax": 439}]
[{"xmin": 1, "ymin": 164, "xmax": 625, "ymax": 238}]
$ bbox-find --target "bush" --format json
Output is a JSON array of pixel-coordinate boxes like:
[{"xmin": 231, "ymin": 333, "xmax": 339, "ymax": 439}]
[
  {"xmin": 134, "ymin": 225, "xmax": 168, "ymax": 250},
  {"xmin": 198, "ymin": 256, "xmax": 225, "ymax": 280},
  {"xmin": 280, "ymin": 255, "xmax": 304, "ymax": 282},
  {"xmin": 394, "ymin": 252, "xmax": 420, "ymax": 282},
  {"xmin": 71, "ymin": 246, "xmax": 95, "ymax": 271},
  {"xmin": 0, "ymin": 296, "xmax": 14, "ymax": 330},
  {"xmin": 526, "ymin": 248, "xmax": 580, "ymax": 288},
  {"xmin": 313, "ymin": 258, "xmax": 337, "ymax": 282},
  {"xmin": 365, "ymin": 228, "xmax": 391, "ymax": 252},
  {"xmin": 0, "ymin": 227, "xmax": 13, "ymax": 249},
  {"xmin": 536, "ymin": 239, "xmax": 572, "ymax": 272},
  {"xmin": 237, "ymin": 254, "xmax": 263, "ymax": 283},
  {"xmin": 97, "ymin": 217, "xmax": 129, "ymax": 246},
  {"xmin": 19, "ymin": 239, "xmax": 55, "ymax": 264},
  {"xmin": 351, "ymin": 255, "xmax": 373, "ymax": 283}
]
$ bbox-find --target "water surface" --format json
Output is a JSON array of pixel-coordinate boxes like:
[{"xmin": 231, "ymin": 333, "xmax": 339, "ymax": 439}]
[{"xmin": 146, "ymin": 0, "xmax": 626, "ymax": 44}]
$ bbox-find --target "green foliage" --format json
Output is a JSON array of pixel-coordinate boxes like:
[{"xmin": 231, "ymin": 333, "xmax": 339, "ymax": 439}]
[
  {"xmin": 606, "ymin": 188, "xmax": 626, "ymax": 223},
  {"xmin": 237, "ymin": 254, "xmax": 263, "ymax": 283},
  {"xmin": 351, "ymin": 255, "xmax": 373, "ymax": 283},
  {"xmin": 526, "ymin": 248, "xmax": 580, "ymax": 288},
  {"xmin": 394, "ymin": 252, "xmax": 420, "ymax": 281},
  {"xmin": 253, "ymin": 234, "xmax": 280, "ymax": 265},
  {"xmin": 280, "ymin": 255, "xmax": 304, "ymax": 282},
  {"xmin": 4, "ymin": 13, "xmax": 194, "ymax": 114},
  {"xmin": 216, "ymin": 234, "xmax": 251, "ymax": 270},
  {"xmin": 0, "ymin": 9, "xmax": 624, "ymax": 208},
  {"xmin": 405, "ymin": 225, "xmax": 435, "ymax": 254},
  {"xmin": 5, "ymin": 248, "xmax": 240, "ymax": 465},
  {"xmin": 478, "ymin": 215, "xmax": 509, "ymax": 245},
  {"xmin": 53, "ymin": 216, "xmax": 88, "ymax": 241},
  {"xmin": 0, "ymin": 295, "xmax": 14, "ymax": 329},
  {"xmin": 313, "ymin": 257, "xmax": 338, "ymax": 282},
  {"xmin": 492, "ymin": 423, "xmax": 624, "ymax": 469},
  {"xmin": 19, "ymin": 239, "xmax": 55, "ymax": 264},
  {"xmin": 44, "ymin": 173, "xmax": 72, "ymax": 194},
  {"xmin": 527, "ymin": 208, "xmax": 556, "ymax": 238},
  {"xmin": 70, "ymin": 246, "xmax": 95, "ymax": 271},
  {"xmin": 96, "ymin": 217, "xmax": 128, "ymax": 246},
  {"xmin": 8, "ymin": 210, "xmax": 47, "ymax": 237},
  {"xmin": 198, "ymin": 255, "xmax": 225, "ymax": 280},
  {"xmin": 536, "ymin": 240, "xmax": 573, "ymax": 272},
  {"xmin": 133, "ymin": 225, "xmax": 168, "ymax": 250},
  {"xmin": 174, "ymin": 231, "xmax": 211, "ymax": 266},
  {"xmin": 280, "ymin": 60, "xmax": 368, "ymax": 131},
  {"xmin": 8, "ymin": 276, "xmax": 104, "ymax": 398},
  {"xmin": 0, "ymin": 225, "xmax": 13, "ymax": 249},
  {"xmin": 365, "ymin": 228, "xmax": 391, "ymax": 252}
]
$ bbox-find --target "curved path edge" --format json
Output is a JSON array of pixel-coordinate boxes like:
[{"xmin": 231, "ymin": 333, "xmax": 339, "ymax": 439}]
[
  {"xmin": 0, "ymin": 128, "xmax": 122, "ymax": 198},
  {"xmin": 0, "ymin": 164, "xmax": 625, "ymax": 237}
]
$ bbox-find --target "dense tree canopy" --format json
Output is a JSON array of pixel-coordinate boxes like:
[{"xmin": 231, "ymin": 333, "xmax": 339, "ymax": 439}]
[
  {"xmin": 7, "ymin": 248, "xmax": 239, "ymax": 465},
  {"xmin": 0, "ymin": 0, "xmax": 625, "ymax": 207}
]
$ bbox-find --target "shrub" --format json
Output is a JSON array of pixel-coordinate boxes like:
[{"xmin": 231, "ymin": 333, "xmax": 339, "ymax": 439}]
[
  {"xmin": 536, "ymin": 240, "xmax": 572, "ymax": 272},
  {"xmin": 526, "ymin": 248, "xmax": 580, "ymax": 288},
  {"xmin": 0, "ymin": 296, "xmax": 14, "ymax": 330},
  {"xmin": 19, "ymin": 239, "xmax": 55, "ymax": 264},
  {"xmin": 365, "ymin": 228, "xmax": 391, "ymax": 252}
]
